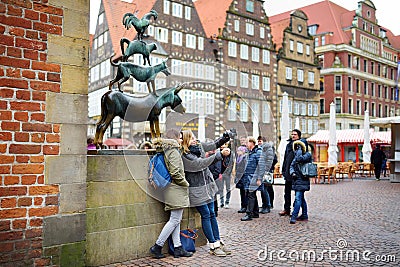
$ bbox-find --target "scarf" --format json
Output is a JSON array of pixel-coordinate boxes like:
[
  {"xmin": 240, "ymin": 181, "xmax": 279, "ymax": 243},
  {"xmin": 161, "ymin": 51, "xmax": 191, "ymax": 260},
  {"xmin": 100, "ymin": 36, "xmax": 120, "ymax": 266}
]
[{"xmin": 189, "ymin": 144, "xmax": 201, "ymax": 158}]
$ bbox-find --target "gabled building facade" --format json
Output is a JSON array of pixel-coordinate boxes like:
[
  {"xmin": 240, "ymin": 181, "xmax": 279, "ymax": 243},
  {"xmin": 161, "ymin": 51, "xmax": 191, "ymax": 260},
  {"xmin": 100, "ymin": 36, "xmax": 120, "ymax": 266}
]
[
  {"xmin": 271, "ymin": 0, "xmax": 400, "ymax": 133},
  {"xmin": 270, "ymin": 10, "xmax": 321, "ymax": 139},
  {"xmin": 195, "ymin": 0, "xmax": 277, "ymax": 141}
]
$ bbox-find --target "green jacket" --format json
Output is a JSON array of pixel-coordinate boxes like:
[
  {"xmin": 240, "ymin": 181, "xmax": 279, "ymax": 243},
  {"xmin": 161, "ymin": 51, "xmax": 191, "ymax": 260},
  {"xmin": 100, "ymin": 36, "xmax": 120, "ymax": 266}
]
[{"xmin": 153, "ymin": 138, "xmax": 189, "ymax": 211}]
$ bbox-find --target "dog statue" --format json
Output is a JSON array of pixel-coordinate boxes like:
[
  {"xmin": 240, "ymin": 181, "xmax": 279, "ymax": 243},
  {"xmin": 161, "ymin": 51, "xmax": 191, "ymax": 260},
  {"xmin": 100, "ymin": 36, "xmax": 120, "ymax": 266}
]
[
  {"xmin": 94, "ymin": 83, "xmax": 186, "ymax": 148},
  {"xmin": 109, "ymin": 56, "xmax": 170, "ymax": 95},
  {"xmin": 120, "ymin": 38, "xmax": 157, "ymax": 65}
]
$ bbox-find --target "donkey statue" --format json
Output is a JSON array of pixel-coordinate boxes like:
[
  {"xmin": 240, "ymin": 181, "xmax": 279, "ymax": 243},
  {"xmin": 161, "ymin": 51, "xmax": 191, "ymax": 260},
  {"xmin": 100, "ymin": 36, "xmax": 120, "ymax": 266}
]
[{"xmin": 94, "ymin": 83, "xmax": 186, "ymax": 148}]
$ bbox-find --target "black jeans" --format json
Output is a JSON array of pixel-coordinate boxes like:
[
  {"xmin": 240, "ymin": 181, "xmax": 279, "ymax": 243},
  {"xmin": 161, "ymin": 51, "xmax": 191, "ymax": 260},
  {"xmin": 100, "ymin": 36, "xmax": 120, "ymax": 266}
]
[
  {"xmin": 246, "ymin": 190, "xmax": 259, "ymax": 217},
  {"xmin": 284, "ymin": 180, "xmax": 293, "ymax": 212},
  {"xmin": 374, "ymin": 166, "xmax": 382, "ymax": 179},
  {"xmin": 266, "ymin": 185, "xmax": 274, "ymax": 207},
  {"xmin": 239, "ymin": 187, "xmax": 248, "ymax": 209}
]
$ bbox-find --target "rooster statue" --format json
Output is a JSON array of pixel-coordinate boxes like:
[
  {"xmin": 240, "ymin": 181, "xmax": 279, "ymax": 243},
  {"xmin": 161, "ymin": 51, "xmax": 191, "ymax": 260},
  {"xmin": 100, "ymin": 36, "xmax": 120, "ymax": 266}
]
[{"xmin": 122, "ymin": 9, "xmax": 158, "ymax": 41}]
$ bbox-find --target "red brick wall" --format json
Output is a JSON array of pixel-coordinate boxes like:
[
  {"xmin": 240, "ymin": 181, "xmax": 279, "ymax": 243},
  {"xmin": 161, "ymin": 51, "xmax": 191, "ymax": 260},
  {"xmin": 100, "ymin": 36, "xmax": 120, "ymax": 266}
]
[{"xmin": 0, "ymin": 1, "xmax": 62, "ymax": 266}]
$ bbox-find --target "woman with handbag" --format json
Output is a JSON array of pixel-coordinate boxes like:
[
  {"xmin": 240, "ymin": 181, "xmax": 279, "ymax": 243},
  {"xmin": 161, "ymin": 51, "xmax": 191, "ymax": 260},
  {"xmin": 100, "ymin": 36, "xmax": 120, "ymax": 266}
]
[
  {"xmin": 289, "ymin": 139, "xmax": 312, "ymax": 224},
  {"xmin": 180, "ymin": 130, "xmax": 232, "ymax": 257},
  {"xmin": 149, "ymin": 129, "xmax": 193, "ymax": 259}
]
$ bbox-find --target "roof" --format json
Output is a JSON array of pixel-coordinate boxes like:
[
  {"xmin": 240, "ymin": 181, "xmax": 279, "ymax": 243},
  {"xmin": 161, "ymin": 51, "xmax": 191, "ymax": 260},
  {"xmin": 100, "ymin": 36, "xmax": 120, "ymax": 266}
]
[
  {"xmin": 371, "ymin": 116, "xmax": 400, "ymax": 127},
  {"xmin": 194, "ymin": 0, "xmax": 232, "ymax": 38},
  {"xmin": 269, "ymin": 0, "xmax": 354, "ymax": 49},
  {"xmin": 102, "ymin": 0, "xmax": 157, "ymax": 57},
  {"xmin": 104, "ymin": 138, "xmax": 133, "ymax": 147},
  {"xmin": 307, "ymin": 129, "xmax": 391, "ymax": 144}
]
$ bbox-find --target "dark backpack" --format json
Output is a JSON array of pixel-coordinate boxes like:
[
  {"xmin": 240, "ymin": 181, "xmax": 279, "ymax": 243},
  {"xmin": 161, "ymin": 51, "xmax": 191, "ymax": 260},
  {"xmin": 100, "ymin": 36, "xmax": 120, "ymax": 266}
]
[{"xmin": 148, "ymin": 152, "xmax": 172, "ymax": 189}]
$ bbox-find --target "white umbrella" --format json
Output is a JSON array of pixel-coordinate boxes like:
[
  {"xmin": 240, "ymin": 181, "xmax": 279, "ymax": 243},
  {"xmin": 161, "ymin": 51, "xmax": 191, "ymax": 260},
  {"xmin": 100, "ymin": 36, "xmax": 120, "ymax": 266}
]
[
  {"xmin": 197, "ymin": 101, "xmax": 205, "ymax": 142},
  {"xmin": 362, "ymin": 109, "xmax": 372, "ymax": 162},
  {"xmin": 294, "ymin": 117, "xmax": 300, "ymax": 130},
  {"xmin": 328, "ymin": 102, "xmax": 338, "ymax": 165},
  {"xmin": 278, "ymin": 92, "xmax": 290, "ymax": 171}
]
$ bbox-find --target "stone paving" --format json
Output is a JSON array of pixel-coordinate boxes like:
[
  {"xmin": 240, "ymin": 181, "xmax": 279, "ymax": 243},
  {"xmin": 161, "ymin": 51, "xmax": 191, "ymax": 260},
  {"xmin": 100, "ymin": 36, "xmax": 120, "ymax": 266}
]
[{"xmin": 103, "ymin": 178, "xmax": 400, "ymax": 266}]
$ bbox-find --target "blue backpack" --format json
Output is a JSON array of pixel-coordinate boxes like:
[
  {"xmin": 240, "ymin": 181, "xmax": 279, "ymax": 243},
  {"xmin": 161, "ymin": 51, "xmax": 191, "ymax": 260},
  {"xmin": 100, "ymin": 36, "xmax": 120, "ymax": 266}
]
[{"xmin": 148, "ymin": 152, "xmax": 172, "ymax": 189}]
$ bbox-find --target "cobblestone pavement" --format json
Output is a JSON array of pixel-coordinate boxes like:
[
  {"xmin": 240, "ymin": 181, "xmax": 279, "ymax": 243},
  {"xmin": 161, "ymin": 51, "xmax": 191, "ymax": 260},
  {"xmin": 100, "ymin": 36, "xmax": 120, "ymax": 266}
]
[{"xmin": 103, "ymin": 178, "xmax": 400, "ymax": 266}]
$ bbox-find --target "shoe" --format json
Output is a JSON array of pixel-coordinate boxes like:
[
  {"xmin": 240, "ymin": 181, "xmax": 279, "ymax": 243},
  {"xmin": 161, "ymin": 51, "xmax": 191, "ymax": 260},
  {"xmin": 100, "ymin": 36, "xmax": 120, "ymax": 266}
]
[
  {"xmin": 260, "ymin": 208, "xmax": 270, "ymax": 214},
  {"xmin": 376, "ymin": 178, "xmax": 380, "ymax": 181},
  {"xmin": 224, "ymin": 204, "xmax": 230, "ymax": 209},
  {"xmin": 297, "ymin": 215, "xmax": 308, "ymax": 221},
  {"xmin": 237, "ymin": 208, "xmax": 246, "ymax": 213},
  {"xmin": 174, "ymin": 246, "xmax": 193, "ymax": 258},
  {"xmin": 209, "ymin": 247, "xmax": 226, "ymax": 257},
  {"xmin": 289, "ymin": 219, "xmax": 296, "ymax": 224},
  {"xmin": 252, "ymin": 214, "xmax": 260, "ymax": 218},
  {"xmin": 220, "ymin": 204, "xmax": 224, "ymax": 208},
  {"xmin": 241, "ymin": 214, "xmax": 253, "ymax": 221},
  {"xmin": 279, "ymin": 210, "xmax": 290, "ymax": 216},
  {"xmin": 220, "ymin": 242, "xmax": 232, "ymax": 255},
  {"xmin": 150, "ymin": 244, "xmax": 165, "ymax": 259}
]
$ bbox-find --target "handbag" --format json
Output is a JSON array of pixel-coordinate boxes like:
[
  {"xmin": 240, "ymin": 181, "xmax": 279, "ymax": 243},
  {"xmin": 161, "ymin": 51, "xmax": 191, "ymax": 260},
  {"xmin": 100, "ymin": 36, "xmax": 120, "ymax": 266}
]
[
  {"xmin": 299, "ymin": 162, "xmax": 318, "ymax": 177},
  {"xmin": 262, "ymin": 172, "xmax": 274, "ymax": 185},
  {"xmin": 168, "ymin": 228, "xmax": 198, "ymax": 255}
]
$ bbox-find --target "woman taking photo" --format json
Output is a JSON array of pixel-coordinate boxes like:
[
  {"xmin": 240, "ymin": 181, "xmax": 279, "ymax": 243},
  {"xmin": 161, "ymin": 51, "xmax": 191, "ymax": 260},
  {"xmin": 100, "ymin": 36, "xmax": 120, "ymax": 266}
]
[{"xmin": 180, "ymin": 130, "xmax": 232, "ymax": 257}]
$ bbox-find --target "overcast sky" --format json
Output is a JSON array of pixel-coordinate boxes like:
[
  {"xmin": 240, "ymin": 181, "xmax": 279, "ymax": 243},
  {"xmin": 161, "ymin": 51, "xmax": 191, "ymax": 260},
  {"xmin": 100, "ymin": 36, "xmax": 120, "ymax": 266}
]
[{"xmin": 90, "ymin": 0, "xmax": 400, "ymax": 36}]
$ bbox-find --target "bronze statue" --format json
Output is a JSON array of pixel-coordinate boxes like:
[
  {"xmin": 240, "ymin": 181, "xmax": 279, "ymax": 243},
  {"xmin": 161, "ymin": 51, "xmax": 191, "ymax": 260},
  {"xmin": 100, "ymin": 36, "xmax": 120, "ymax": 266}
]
[
  {"xmin": 94, "ymin": 83, "xmax": 186, "ymax": 148},
  {"xmin": 122, "ymin": 10, "xmax": 158, "ymax": 41},
  {"xmin": 109, "ymin": 56, "xmax": 170, "ymax": 94},
  {"xmin": 120, "ymin": 38, "xmax": 157, "ymax": 64}
]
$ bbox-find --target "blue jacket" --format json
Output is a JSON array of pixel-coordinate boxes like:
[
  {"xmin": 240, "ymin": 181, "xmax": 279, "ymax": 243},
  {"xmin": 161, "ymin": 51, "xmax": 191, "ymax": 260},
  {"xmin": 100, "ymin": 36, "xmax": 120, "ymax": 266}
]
[
  {"xmin": 290, "ymin": 139, "xmax": 312, "ymax": 191},
  {"xmin": 242, "ymin": 146, "xmax": 262, "ymax": 190}
]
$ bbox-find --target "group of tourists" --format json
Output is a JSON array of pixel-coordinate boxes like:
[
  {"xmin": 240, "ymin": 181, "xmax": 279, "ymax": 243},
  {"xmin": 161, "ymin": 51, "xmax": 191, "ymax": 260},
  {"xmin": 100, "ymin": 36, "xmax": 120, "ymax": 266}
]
[{"xmin": 148, "ymin": 128, "xmax": 314, "ymax": 259}]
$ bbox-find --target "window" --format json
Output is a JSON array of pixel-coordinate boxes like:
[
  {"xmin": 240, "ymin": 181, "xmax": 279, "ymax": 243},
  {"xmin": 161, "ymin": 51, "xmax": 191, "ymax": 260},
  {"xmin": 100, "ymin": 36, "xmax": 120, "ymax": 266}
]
[
  {"xmin": 306, "ymin": 44, "xmax": 310, "ymax": 56},
  {"xmin": 205, "ymin": 92, "xmax": 214, "ymax": 115},
  {"xmin": 93, "ymin": 38, "xmax": 97, "ymax": 49},
  {"xmin": 98, "ymin": 34, "xmax": 103, "ymax": 47},
  {"xmin": 371, "ymin": 102, "xmax": 376, "ymax": 116},
  {"xmin": 356, "ymin": 79, "xmax": 360, "ymax": 93},
  {"xmin": 186, "ymin": 34, "xmax": 196, "ymax": 49},
  {"xmin": 228, "ymin": 71, "xmax": 237, "ymax": 86},
  {"xmin": 98, "ymin": 13, "xmax": 104, "ymax": 25},
  {"xmin": 240, "ymin": 44, "xmax": 248, "ymax": 60},
  {"xmin": 371, "ymin": 61, "xmax": 374, "ymax": 74},
  {"xmin": 172, "ymin": 31, "xmax": 182, "ymax": 46},
  {"xmin": 363, "ymin": 59, "xmax": 367, "ymax": 72},
  {"xmin": 262, "ymin": 49, "xmax": 270, "ymax": 64},
  {"xmin": 172, "ymin": 2, "xmax": 183, "ymax": 18},
  {"xmin": 171, "ymin": 59, "xmax": 182, "ymax": 76},
  {"xmin": 194, "ymin": 63, "xmax": 204, "ymax": 78},
  {"xmin": 260, "ymin": 27, "xmax": 265, "ymax": 39},
  {"xmin": 240, "ymin": 101, "xmax": 248, "ymax": 122},
  {"xmin": 348, "ymin": 77, "xmax": 352, "ymax": 92},
  {"xmin": 364, "ymin": 81, "xmax": 368, "ymax": 95},
  {"xmin": 246, "ymin": 0, "xmax": 254, "ymax": 12},
  {"xmin": 297, "ymin": 42, "xmax": 303, "ymax": 54},
  {"xmin": 348, "ymin": 54, "xmax": 352, "ymax": 68},
  {"xmin": 293, "ymin": 102, "xmax": 299, "ymax": 115},
  {"xmin": 155, "ymin": 27, "xmax": 168, "ymax": 43},
  {"xmin": 289, "ymin": 40, "xmax": 294, "ymax": 51},
  {"xmin": 308, "ymin": 103, "xmax": 313, "ymax": 115},
  {"xmin": 308, "ymin": 120, "xmax": 313, "ymax": 134},
  {"xmin": 198, "ymin": 37, "xmax": 204, "ymax": 50},
  {"xmin": 205, "ymin": 65, "xmax": 214, "ymax": 81},
  {"xmin": 163, "ymin": 0, "xmax": 170, "ymax": 14},
  {"xmin": 286, "ymin": 67, "xmax": 292, "ymax": 80},
  {"xmin": 251, "ymin": 75, "xmax": 259, "ymax": 90},
  {"xmin": 320, "ymin": 99, "xmax": 325, "ymax": 114},
  {"xmin": 371, "ymin": 83, "xmax": 375, "ymax": 97},
  {"xmin": 335, "ymin": 97, "xmax": 342, "ymax": 113},
  {"xmin": 228, "ymin": 99, "xmax": 237, "ymax": 121},
  {"xmin": 297, "ymin": 69, "xmax": 304, "ymax": 82},
  {"xmin": 308, "ymin": 71, "xmax": 315, "ymax": 84},
  {"xmin": 251, "ymin": 47, "xmax": 259, "ymax": 62},
  {"xmin": 356, "ymin": 100, "xmax": 361, "ymax": 115},
  {"xmin": 300, "ymin": 103, "xmax": 306, "ymax": 115},
  {"xmin": 234, "ymin": 20, "xmax": 239, "ymax": 32},
  {"xmin": 321, "ymin": 36, "xmax": 325, "ymax": 45},
  {"xmin": 262, "ymin": 77, "xmax": 270, "ymax": 91},
  {"xmin": 147, "ymin": 25, "xmax": 154, "ymax": 36},
  {"xmin": 246, "ymin": 23, "xmax": 254, "ymax": 36},
  {"xmin": 228, "ymin": 42, "xmax": 237, "ymax": 57},
  {"xmin": 308, "ymin": 25, "xmax": 317, "ymax": 35},
  {"xmin": 348, "ymin": 99, "xmax": 353, "ymax": 114},
  {"xmin": 181, "ymin": 90, "xmax": 193, "ymax": 113},
  {"xmin": 185, "ymin": 6, "xmax": 191, "ymax": 20},
  {"xmin": 314, "ymin": 37, "xmax": 319, "ymax": 47},
  {"xmin": 335, "ymin": 76, "xmax": 341, "ymax": 91},
  {"xmin": 251, "ymin": 102, "xmax": 259, "ymax": 122},
  {"xmin": 262, "ymin": 103, "xmax": 270, "ymax": 123},
  {"xmin": 240, "ymin": 72, "xmax": 249, "ymax": 88},
  {"xmin": 183, "ymin": 61, "xmax": 193, "ymax": 77},
  {"xmin": 313, "ymin": 104, "xmax": 318, "ymax": 116}
]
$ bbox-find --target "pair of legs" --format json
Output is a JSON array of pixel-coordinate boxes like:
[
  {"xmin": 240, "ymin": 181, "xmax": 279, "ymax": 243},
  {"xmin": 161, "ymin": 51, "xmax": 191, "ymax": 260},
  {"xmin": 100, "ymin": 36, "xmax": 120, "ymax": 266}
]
[
  {"xmin": 196, "ymin": 202, "xmax": 220, "ymax": 243},
  {"xmin": 239, "ymin": 187, "xmax": 248, "ymax": 211},
  {"xmin": 374, "ymin": 166, "xmax": 382, "ymax": 180},
  {"xmin": 266, "ymin": 185, "xmax": 274, "ymax": 208},
  {"xmin": 291, "ymin": 190, "xmax": 308, "ymax": 222},
  {"xmin": 260, "ymin": 184, "xmax": 271, "ymax": 209},
  {"xmin": 246, "ymin": 190, "xmax": 259, "ymax": 217},
  {"xmin": 155, "ymin": 209, "xmax": 184, "ymax": 248},
  {"xmin": 283, "ymin": 180, "xmax": 293, "ymax": 214},
  {"xmin": 218, "ymin": 177, "xmax": 231, "ymax": 206}
]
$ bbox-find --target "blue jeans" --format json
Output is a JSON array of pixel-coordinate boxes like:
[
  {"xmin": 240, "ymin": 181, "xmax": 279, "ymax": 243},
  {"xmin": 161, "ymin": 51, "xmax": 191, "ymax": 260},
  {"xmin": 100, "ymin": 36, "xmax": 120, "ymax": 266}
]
[
  {"xmin": 291, "ymin": 190, "xmax": 308, "ymax": 220},
  {"xmin": 196, "ymin": 202, "xmax": 220, "ymax": 243}
]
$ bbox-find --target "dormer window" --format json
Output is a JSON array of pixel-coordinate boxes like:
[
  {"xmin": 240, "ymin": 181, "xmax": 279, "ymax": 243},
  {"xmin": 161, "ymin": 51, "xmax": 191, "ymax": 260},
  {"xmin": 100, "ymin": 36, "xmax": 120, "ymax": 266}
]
[
  {"xmin": 246, "ymin": 0, "xmax": 254, "ymax": 13},
  {"xmin": 308, "ymin": 24, "xmax": 318, "ymax": 35},
  {"xmin": 379, "ymin": 28, "xmax": 387, "ymax": 38}
]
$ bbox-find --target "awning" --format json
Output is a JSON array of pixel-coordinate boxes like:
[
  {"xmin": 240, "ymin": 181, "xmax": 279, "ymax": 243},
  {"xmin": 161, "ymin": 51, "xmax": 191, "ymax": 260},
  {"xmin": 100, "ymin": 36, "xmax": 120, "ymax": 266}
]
[
  {"xmin": 104, "ymin": 138, "xmax": 132, "ymax": 147},
  {"xmin": 370, "ymin": 116, "xmax": 400, "ymax": 127},
  {"xmin": 307, "ymin": 129, "xmax": 391, "ymax": 144}
]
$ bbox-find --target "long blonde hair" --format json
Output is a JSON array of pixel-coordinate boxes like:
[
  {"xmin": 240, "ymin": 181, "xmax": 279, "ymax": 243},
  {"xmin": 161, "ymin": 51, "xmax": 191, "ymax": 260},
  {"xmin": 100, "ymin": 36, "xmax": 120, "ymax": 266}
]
[{"xmin": 181, "ymin": 130, "xmax": 194, "ymax": 153}]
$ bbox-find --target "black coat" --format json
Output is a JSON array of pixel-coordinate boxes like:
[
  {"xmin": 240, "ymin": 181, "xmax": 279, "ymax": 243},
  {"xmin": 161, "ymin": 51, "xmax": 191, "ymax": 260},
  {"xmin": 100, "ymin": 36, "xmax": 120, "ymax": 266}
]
[{"xmin": 282, "ymin": 139, "xmax": 295, "ymax": 181}]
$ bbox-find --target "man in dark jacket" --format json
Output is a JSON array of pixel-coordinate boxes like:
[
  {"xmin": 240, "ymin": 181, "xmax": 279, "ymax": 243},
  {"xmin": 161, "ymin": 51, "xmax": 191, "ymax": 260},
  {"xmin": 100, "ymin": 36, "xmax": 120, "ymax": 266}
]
[
  {"xmin": 279, "ymin": 129, "xmax": 301, "ymax": 216},
  {"xmin": 371, "ymin": 144, "xmax": 386, "ymax": 181}
]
